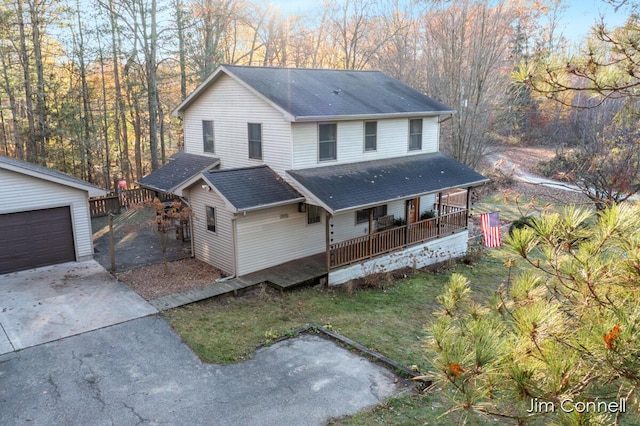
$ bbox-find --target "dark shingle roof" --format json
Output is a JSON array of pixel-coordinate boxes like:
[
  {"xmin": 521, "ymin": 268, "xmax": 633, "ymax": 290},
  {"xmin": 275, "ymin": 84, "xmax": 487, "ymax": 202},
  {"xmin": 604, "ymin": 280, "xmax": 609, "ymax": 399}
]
[
  {"xmin": 137, "ymin": 151, "xmax": 219, "ymax": 193},
  {"xmin": 287, "ymin": 153, "xmax": 488, "ymax": 212},
  {"xmin": 203, "ymin": 165, "xmax": 303, "ymax": 211},
  {"xmin": 0, "ymin": 155, "xmax": 106, "ymax": 196},
  {"xmin": 177, "ymin": 65, "xmax": 453, "ymax": 120}
]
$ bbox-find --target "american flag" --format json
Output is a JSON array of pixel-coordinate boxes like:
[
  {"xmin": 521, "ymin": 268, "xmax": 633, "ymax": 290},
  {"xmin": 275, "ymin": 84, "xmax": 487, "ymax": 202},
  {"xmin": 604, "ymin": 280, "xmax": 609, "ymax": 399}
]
[{"xmin": 480, "ymin": 212, "xmax": 501, "ymax": 247}]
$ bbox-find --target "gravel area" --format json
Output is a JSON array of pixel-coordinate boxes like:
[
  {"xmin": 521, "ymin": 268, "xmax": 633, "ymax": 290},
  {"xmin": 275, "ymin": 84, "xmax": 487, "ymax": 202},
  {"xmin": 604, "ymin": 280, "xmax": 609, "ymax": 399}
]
[
  {"xmin": 115, "ymin": 258, "xmax": 221, "ymax": 301},
  {"xmin": 481, "ymin": 145, "xmax": 591, "ymax": 206}
]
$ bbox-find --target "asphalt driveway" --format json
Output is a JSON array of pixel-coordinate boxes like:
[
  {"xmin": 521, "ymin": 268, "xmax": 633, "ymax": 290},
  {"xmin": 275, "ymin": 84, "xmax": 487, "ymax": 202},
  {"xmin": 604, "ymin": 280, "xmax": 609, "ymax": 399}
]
[
  {"xmin": 0, "ymin": 316, "xmax": 402, "ymax": 425},
  {"xmin": 0, "ymin": 260, "xmax": 157, "ymax": 354}
]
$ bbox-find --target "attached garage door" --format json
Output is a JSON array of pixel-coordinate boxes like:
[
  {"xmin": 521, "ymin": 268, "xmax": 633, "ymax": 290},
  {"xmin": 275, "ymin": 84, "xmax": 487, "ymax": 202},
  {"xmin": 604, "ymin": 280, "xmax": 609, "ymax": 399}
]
[{"xmin": 0, "ymin": 206, "xmax": 75, "ymax": 274}]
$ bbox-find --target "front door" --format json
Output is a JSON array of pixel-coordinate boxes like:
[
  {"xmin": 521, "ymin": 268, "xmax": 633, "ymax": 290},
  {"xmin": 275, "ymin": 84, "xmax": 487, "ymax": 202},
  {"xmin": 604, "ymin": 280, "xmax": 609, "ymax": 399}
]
[{"xmin": 405, "ymin": 198, "xmax": 419, "ymax": 224}]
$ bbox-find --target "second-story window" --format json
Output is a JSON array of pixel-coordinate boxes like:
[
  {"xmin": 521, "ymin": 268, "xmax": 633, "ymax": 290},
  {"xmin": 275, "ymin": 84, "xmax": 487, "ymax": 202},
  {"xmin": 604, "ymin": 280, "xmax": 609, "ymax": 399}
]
[
  {"xmin": 319, "ymin": 123, "xmax": 337, "ymax": 161},
  {"xmin": 364, "ymin": 121, "xmax": 377, "ymax": 151},
  {"xmin": 203, "ymin": 120, "xmax": 215, "ymax": 153},
  {"xmin": 248, "ymin": 123, "xmax": 262, "ymax": 160},
  {"xmin": 409, "ymin": 118, "xmax": 422, "ymax": 151}
]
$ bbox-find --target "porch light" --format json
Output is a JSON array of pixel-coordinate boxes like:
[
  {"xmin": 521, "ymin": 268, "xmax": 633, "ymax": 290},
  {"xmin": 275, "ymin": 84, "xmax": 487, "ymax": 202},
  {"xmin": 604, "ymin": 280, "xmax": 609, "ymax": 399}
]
[{"xmin": 298, "ymin": 202, "xmax": 307, "ymax": 213}]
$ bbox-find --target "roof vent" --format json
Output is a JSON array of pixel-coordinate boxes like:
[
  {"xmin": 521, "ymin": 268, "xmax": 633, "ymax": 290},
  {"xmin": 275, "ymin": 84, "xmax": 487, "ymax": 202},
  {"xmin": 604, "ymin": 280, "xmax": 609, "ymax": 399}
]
[{"xmin": 333, "ymin": 89, "xmax": 341, "ymax": 95}]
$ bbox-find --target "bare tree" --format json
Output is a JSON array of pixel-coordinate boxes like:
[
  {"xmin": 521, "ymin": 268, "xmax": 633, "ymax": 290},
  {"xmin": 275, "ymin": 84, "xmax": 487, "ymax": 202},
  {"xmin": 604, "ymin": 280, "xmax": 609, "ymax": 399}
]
[
  {"xmin": 189, "ymin": 0, "xmax": 240, "ymax": 80},
  {"xmin": 326, "ymin": 0, "xmax": 398, "ymax": 70},
  {"xmin": 28, "ymin": 0, "xmax": 49, "ymax": 164},
  {"xmin": 372, "ymin": 2, "xmax": 421, "ymax": 86},
  {"xmin": 0, "ymin": 12, "xmax": 24, "ymax": 159},
  {"xmin": 15, "ymin": 0, "xmax": 38, "ymax": 163},
  {"xmin": 419, "ymin": 0, "xmax": 515, "ymax": 167}
]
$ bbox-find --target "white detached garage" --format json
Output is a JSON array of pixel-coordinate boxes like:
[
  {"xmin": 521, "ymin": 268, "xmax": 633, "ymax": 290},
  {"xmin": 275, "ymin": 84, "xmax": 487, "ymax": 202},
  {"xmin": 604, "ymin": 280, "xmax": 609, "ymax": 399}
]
[{"xmin": 0, "ymin": 156, "xmax": 106, "ymax": 275}]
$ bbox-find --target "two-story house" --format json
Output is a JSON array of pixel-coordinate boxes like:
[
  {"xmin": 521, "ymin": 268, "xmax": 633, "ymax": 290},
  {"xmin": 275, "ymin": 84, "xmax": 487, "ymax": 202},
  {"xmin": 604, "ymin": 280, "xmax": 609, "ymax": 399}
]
[{"xmin": 138, "ymin": 65, "xmax": 487, "ymax": 285}]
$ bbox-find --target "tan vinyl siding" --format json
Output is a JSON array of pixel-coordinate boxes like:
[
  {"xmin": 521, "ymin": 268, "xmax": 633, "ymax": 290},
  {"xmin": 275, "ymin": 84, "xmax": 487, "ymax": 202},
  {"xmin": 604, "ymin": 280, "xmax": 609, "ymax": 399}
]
[
  {"xmin": 421, "ymin": 116, "xmax": 439, "ymax": 152},
  {"xmin": 330, "ymin": 212, "xmax": 368, "ymax": 244},
  {"xmin": 182, "ymin": 74, "xmax": 293, "ymax": 175},
  {"xmin": 0, "ymin": 168, "xmax": 93, "ymax": 260},
  {"xmin": 187, "ymin": 185, "xmax": 235, "ymax": 275},
  {"xmin": 291, "ymin": 117, "xmax": 441, "ymax": 169},
  {"xmin": 330, "ymin": 200, "xmax": 405, "ymax": 244},
  {"xmin": 236, "ymin": 204, "xmax": 325, "ymax": 276}
]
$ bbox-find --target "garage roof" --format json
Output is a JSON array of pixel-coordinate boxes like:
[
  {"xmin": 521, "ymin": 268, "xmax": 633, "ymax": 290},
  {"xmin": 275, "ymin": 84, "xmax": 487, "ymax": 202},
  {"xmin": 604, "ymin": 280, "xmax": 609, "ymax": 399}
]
[{"xmin": 0, "ymin": 155, "xmax": 106, "ymax": 197}]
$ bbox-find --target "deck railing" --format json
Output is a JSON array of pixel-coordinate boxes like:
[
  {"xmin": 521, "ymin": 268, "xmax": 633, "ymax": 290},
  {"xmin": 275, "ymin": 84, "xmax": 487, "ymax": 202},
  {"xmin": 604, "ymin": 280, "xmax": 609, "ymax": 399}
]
[
  {"xmin": 329, "ymin": 209, "xmax": 468, "ymax": 269},
  {"xmin": 89, "ymin": 188, "xmax": 175, "ymax": 218}
]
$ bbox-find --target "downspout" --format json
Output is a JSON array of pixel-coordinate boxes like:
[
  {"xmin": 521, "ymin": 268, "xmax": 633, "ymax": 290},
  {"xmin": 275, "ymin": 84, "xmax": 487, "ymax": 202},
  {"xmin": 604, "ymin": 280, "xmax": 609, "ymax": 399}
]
[
  {"xmin": 325, "ymin": 211, "xmax": 331, "ymax": 272},
  {"xmin": 216, "ymin": 215, "xmax": 238, "ymax": 282}
]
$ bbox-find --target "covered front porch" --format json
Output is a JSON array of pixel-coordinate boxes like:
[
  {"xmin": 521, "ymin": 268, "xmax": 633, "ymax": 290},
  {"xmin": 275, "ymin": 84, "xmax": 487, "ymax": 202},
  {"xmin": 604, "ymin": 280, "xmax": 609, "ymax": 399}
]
[
  {"xmin": 328, "ymin": 200, "xmax": 468, "ymax": 269},
  {"xmin": 287, "ymin": 152, "xmax": 488, "ymax": 285}
]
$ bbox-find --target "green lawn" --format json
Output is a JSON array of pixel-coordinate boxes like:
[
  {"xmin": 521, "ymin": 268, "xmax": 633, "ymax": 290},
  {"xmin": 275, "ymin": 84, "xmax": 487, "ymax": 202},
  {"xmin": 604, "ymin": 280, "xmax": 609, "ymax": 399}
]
[
  {"xmin": 163, "ymin": 250, "xmax": 513, "ymax": 425},
  {"xmin": 164, "ymin": 251, "xmax": 507, "ymax": 367},
  {"xmin": 472, "ymin": 193, "xmax": 559, "ymax": 222}
]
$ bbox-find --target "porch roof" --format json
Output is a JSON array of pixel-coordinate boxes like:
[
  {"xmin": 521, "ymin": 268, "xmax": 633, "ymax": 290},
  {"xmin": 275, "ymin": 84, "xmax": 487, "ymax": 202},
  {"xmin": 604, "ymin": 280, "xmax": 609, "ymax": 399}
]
[
  {"xmin": 137, "ymin": 151, "xmax": 220, "ymax": 194},
  {"xmin": 202, "ymin": 165, "xmax": 303, "ymax": 212},
  {"xmin": 286, "ymin": 153, "xmax": 488, "ymax": 213}
]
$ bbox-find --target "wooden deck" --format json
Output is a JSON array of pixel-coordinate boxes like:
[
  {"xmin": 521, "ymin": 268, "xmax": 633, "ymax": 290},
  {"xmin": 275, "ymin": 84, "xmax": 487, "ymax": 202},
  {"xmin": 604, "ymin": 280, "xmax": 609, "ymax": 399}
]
[{"xmin": 149, "ymin": 253, "xmax": 327, "ymax": 311}]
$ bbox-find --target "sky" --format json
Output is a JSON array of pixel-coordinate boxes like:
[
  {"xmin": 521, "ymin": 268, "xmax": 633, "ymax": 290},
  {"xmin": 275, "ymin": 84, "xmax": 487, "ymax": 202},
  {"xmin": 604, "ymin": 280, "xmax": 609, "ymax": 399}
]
[
  {"xmin": 562, "ymin": 0, "xmax": 629, "ymax": 44},
  {"xmin": 268, "ymin": 0, "xmax": 632, "ymax": 46}
]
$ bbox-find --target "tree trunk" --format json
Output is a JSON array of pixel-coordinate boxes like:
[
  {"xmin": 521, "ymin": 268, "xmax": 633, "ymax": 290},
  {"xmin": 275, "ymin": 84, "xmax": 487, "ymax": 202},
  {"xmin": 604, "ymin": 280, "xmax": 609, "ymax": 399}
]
[
  {"xmin": 175, "ymin": 0, "xmax": 187, "ymax": 99},
  {"xmin": 0, "ymin": 51, "xmax": 23, "ymax": 159},
  {"xmin": 75, "ymin": 0, "xmax": 94, "ymax": 183},
  {"xmin": 105, "ymin": 0, "xmax": 129, "ymax": 185},
  {"xmin": 29, "ymin": 0, "xmax": 47, "ymax": 164},
  {"xmin": 140, "ymin": 0, "xmax": 159, "ymax": 171},
  {"xmin": 16, "ymin": 0, "xmax": 37, "ymax": 163}
]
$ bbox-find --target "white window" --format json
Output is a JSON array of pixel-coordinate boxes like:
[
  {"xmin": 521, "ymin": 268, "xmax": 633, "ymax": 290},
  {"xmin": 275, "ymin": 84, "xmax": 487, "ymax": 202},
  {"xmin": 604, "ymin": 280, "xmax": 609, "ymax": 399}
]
[
  {"xmin": 307, "ymin": 204, "xmax": 321, "ymax": 225},
  {"xmin": 364, "ymin": 121, "xmax": 377, "ymax": 151},
  {"xmin": 409, "ymin": 119, "xmax": 422, "ymax": 151},
  {"xmin": 248, "ymin": 123, "xmax": 262, "ymax": 160},
  {"xmin": 203, "ymin": 121, "xmax": 215, "ymax": 153},
  {"xmin": 206, "ymin": 206, "xmax": 216, "ymax": 232},
  {"xmin": 356, "ymin": 205, "xmax": 387, "ymax": 224},
  {"xmin": 319, "ymin": 123, "xmax": 337, "ymax": 161}
]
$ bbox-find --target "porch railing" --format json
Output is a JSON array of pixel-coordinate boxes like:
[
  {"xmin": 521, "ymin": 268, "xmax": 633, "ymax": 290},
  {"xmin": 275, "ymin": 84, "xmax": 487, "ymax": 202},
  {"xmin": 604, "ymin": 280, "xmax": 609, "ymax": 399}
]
[{"xmin": 329, "ymin": 209, "xmax": 468, "ymax": 269}]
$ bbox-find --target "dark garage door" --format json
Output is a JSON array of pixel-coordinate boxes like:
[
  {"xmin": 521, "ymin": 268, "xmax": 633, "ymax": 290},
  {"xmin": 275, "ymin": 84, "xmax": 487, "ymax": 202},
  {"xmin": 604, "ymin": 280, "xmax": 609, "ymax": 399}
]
[{"xmin": 0, "ymin": 206, "xmax": 75, "ymax": 274}]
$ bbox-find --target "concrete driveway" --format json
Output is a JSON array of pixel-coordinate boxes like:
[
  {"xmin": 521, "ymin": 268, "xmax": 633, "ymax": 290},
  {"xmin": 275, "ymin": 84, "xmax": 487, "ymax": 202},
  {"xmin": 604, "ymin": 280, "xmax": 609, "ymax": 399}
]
[
  {"xmin": 0, "ymin": 260, "xmax": 157, "ymax": 354},
  {"xmin": 0, "ymin": 316, "xmax": 402, "ymax": 425}
]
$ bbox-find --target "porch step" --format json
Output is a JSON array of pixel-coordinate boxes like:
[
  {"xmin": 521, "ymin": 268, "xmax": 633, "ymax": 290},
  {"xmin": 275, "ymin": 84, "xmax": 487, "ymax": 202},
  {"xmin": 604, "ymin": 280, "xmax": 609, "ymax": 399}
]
[{"xmin": 148, "ymin": 253, "xmax": 327, "ymax": 310}]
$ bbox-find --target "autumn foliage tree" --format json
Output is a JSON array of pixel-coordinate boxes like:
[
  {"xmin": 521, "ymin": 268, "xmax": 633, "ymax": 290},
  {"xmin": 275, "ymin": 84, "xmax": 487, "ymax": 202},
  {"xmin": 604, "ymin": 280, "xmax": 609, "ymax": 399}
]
[{"xmin": 425, "ymin": 205, "xmax": 640, "ymax": 424}]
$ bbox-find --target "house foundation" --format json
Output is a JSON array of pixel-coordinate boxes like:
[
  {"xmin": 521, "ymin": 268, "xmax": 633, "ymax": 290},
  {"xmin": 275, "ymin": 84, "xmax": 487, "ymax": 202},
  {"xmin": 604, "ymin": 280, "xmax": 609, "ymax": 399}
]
[{"xmin": 327, "ymin": 231, "xmax": 468, "ymax": 286}]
